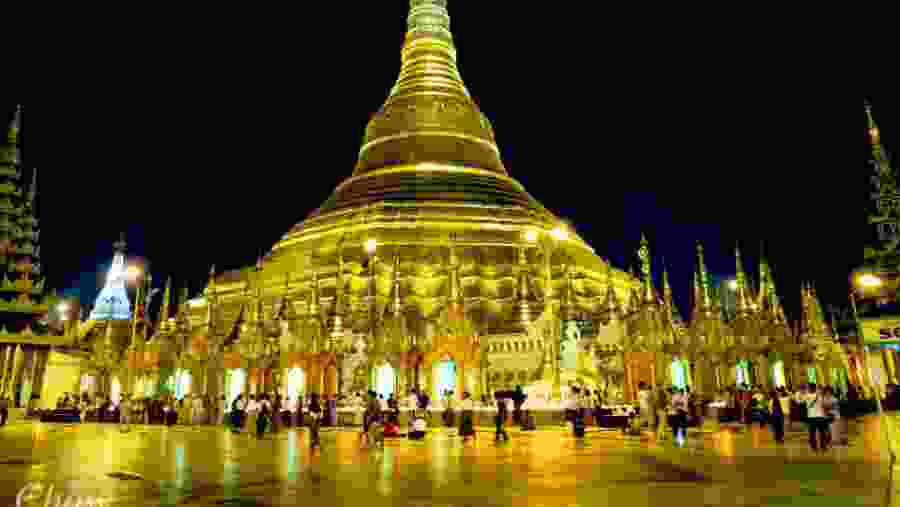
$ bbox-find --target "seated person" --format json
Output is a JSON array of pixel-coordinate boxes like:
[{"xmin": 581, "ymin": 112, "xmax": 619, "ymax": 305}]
[{"xmin": 408, "ymin": 414, "xmax": 427, "ymax": 440}]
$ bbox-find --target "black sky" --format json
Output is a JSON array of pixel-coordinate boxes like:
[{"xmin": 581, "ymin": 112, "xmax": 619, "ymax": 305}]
[{"xmin": 4, "ymin": 2, "xmax": 867, "ymax": 323}]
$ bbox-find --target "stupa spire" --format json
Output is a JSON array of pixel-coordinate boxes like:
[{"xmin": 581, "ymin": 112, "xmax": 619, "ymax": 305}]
[
  {"xmin": 159, "ymin": 276, "xmax": 172, "ymax": 324},
  {"xmin": 696, "ymin": 242, "xmax": 711, "ymax": 309},
  {"xmin": 637, "ymin": 234, "xmax": 657, "ymax": 305},
  {"xmin": 7, "ymin": 105, "xmax": 21, "ymax": 143},
  {"xmin": 355, "ymin": 0, "xmax": 505, "ymax": 176},
  {"xmin": 866, "ymin": 101, "xmax": 889, "ymax": 169},
  {"xmin": 734, "ymin": 243, "xmax": 751, "ymax": 314}
]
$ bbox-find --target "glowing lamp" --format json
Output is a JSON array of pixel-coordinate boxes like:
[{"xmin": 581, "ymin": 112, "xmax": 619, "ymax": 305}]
[
  {"xmin": 857, "ymin": 274, "xmax": 884, "ymax": 289},
  {"xmin": 727, "ymin": 279, "xmax": 738, "ymax": 290},
  {"xmin": 126, "ymin": 266, "xmax": 142, "ymax": 280},
  {"xmin": 871, "ymin": 128, "xmax": 880, "ymax": 139},
  {"xmin": 365, "ymin": 238, "xmax": 378, "ymax": 255},
  {"xmin": 524, "ymin": 229, "xmax": 538, "ymax": 243}
]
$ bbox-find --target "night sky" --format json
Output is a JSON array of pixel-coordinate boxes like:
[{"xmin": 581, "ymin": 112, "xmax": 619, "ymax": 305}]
[{"xmin": 2, "ymin": 3, "xmax": 871, "ymax": 324}]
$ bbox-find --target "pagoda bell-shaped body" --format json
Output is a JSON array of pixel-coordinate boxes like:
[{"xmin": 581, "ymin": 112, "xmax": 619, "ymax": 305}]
[{"xmin": 90, "ymin": 234, "xmax": 133, "ymax": 320}]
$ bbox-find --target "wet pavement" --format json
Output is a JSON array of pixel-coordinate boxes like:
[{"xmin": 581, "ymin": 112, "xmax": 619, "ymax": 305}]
[{"xmin": 0, "ymin": 417, "xmax": 897, "ymax": 506}]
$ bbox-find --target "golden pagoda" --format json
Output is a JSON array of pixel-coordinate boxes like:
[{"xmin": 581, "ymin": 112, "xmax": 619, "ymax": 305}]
[{"xmin": 187, "ymin": 0, "xmax": 637, "ymax": 403}]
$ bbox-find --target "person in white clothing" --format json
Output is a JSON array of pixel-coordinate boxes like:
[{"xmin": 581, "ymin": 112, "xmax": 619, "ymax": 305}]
[
  {"xmin": 805, "ymin": 384, "xmax": 831, "ymax": 452},
  {"xmin": 245, "ymin": 395, "xmax": 259, "ymax": 435},
  {"xmin": 637, "ymin": 382, "xmax": 654, "ymax": 429}
]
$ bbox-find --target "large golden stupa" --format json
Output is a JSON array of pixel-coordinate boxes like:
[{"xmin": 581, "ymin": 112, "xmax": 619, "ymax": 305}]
[{"xmin": 186, "ymin": 0, "xmax": 637, "ymax": 403}]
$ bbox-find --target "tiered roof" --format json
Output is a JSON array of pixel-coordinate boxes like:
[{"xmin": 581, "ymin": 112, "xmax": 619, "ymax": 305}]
[{"xmin": 0, "ymin": 106, "xmax": 50, "ymax": 334}]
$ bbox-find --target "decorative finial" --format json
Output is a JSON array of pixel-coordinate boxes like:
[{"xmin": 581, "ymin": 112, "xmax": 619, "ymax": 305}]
[{"xmin": 113, "ymin": 233, "xmax": 127, "ymax": 253}]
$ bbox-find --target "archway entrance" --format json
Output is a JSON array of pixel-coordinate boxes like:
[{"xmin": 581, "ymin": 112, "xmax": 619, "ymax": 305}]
[
  {"xmin": 671, "ymin": 359, "xmax": 689, "ymax": 390},
  {"xmin": 286, "ymin": 367, "xmax": 305, "ymax": 400},
  {"xmin": 772, "ymin": 359, "xmax": 786, "ymax": 387},
  {"xmin": 174, "ymin": 370, "xmax": 192, "ymax": 399},
  {"xmin": 374, "ymin": 363, "xmax": 396, "ymax": 400},
  {"xmin": 433, "ymin": 359, "xmax": 457, "ymax": 399},
  {"xmin": 736, "ymin": 360, "xmax": 751, "ymax": 387},
  {"xmin": 110, "ymin": 377, "xmax": 121, "ymax": 405},
  {"xmin": 226, "ymin": 369, "xmax": 247, "ymax": 406}
]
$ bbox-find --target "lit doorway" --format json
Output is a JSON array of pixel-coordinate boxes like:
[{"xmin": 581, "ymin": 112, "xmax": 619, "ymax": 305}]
[
  {"xmin": 671, "ymin": 359, "xmax": 689, "ymax": 390},
  {"xmin": 286, "ymin": 367, "xmax": 305, "ymax": 400},
  {"xmin": 174, "ymin": 370, "xmax": 192, "ymax": 399},
  {"xmin": 227, "ymin": 369, "xmax": 247, "ymax": 406},
  {"xmin": 736, "ymin": 360, "xmax": 751, "ymax": 387},
  {"xmin": 111, "ymin": 377, "xmax": 121, "ymax": 406},
  {"xmin": 374, "ymin": 363, "xmax": 396, "ymax": 400},
  {"xmin": 771, "ymin": 360, "xmax": 786, "ymax": 387},
  {"xmin": 434, "ymin": 359, "xmax": 457, "ymax": 399}
]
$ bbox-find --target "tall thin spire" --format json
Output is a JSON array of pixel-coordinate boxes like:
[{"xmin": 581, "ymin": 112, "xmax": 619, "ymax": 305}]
[
  {"xmin": 696, "ymin": 241, "xmax": 711, "ymax": 309},
  {"xmin": 734, "ymin": 243, "xmax": 751, "ymax": 314},
  {"xmin": 637, "ymin": 234, "xmax": 656, "ymax": 305},
  {"xmin": 355, "ymin": 0, "xmax": 505, "ymax": 176},
  {"xmin": 159, "ymin": 276, "xmax": 172, "ymax": 324},
  {"xmin": 7, "ymin": 105, "xmax": 21, "ymax": 143}
]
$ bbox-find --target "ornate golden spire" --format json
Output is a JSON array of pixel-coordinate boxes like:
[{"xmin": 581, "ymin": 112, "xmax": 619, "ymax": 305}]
[
  {"xmin": 637, "ymin": 234, "xmax": 656, "ymax": 305},
  {"xmin": 6, "ymin": 105, "xmax": 21, "ymax": 143},
  {"xmin": 355, "ymin": 0, "xmax": 505, "ymax": 176},
  {"xmin": 661, "ymin": 260, "xmax": 673, "ymax": 310},
  {"xmin": 159, "ymin": 276, "xmax": 172, "ymax": 324},
  {"xmin": 696, "ymin": 242, "xmax": 711, "ymax": 309},
  {"xmin": 734, "ymin": 243, "xmax": 751, "ymax": 315}
]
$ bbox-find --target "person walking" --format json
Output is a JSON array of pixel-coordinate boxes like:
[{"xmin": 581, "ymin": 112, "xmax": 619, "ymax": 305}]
[
  {"xmin": 804, "ymin": 385, "xmax": 831, "ymax": 452},
  {"xmin": 244, "ymin": 395, "xmax": 260, "ymax": 435},
  {"xmin": 271, "ymin": 395, "xmax": 282, "ymax": 433},
  {"xmin": 638, "ymin": 382, "xmax": 654, "ymax": 430},
  {"xmin": 0, "ymin": 395, "xmax": 9, "ymax": 427},
  {"xmin": 669, "ymin": 388, "xmax": 688, "ymax": 442},
  {"xmin": 655, "ymin": 388, "xmax": 670, "ymax": 441},
  {"xmin": 256, "ymin": 395, "xmax": 270, "ymax": 438},
  {"xmin": 308, "ymin": 394, "xmax": 322, "ymax": 448},
  {"xmin": 513, "ymin": 385, "xmax": 525, "ymax": 425},
  {"xmin": 768, "ymin": 390, "xmax": 785, "ymax": 444},
  {"xmin": 825, "ymin": 386, "xmax": 846, "ymax": 447},
  {"xmin": 459, "ymin": 392, "xmax": 476, "ymax": 442},
  {"xmin": 495, "ymin": 396, "xmax": 510, "ymax": 441}
]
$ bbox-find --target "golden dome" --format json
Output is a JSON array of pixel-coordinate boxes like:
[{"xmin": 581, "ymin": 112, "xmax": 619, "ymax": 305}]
[{"xmin": 355, "ymin": 0, "xmax": 505, "ymax": 177}]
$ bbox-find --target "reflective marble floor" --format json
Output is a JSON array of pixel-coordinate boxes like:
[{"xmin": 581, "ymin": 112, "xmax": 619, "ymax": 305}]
[{"xmin": 1, "ymin": 417, "xmax": 897, "ymax": 506}]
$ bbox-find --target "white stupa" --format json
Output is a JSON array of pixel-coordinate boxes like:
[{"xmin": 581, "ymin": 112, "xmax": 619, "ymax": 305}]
[{"xmin": 89, "ymin": 235, "xmax": 132, "ymax": 320}]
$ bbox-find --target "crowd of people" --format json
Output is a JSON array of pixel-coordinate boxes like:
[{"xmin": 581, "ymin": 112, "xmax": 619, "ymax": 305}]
[
  {"xmin": 635, "ymin": 382, "xmax": 858, "ymax": 451},
  {"xmin": 35, "ymin": 381, "xmax": 870, "ymax": 454}
]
